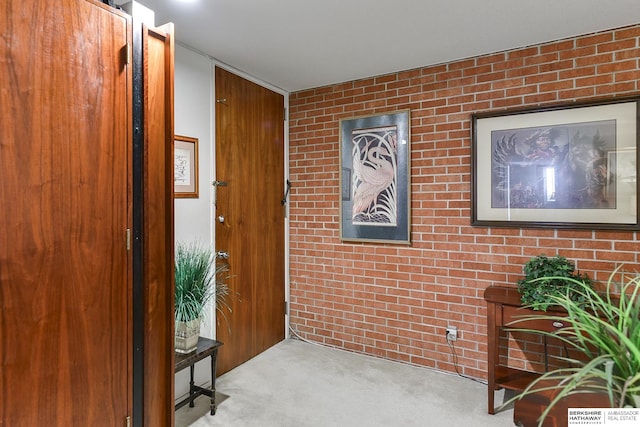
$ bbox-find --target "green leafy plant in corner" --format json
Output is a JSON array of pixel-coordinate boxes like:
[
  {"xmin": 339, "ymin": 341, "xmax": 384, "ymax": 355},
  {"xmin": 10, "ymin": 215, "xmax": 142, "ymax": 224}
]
[
  {"xmin": 517, "ymin": 255, "xmax": 593, "ymax": 311},
  {"xmin": 505, "ymin": 268, "xmax": 640, "ymax": 425},
  {"xmin": 174, "ymin": 241, "xmax": 232, "ymax": 326}
]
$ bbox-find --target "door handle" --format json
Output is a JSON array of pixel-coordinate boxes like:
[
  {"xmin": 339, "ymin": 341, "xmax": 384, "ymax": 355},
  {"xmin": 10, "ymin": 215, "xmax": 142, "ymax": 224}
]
[
  {"xmin": 281, "ymin": 179, "xmax": 291, "ymax": 205},
  {"xmin": 216, "ymin": 250, "xmax": 229, "ymax": 260}
]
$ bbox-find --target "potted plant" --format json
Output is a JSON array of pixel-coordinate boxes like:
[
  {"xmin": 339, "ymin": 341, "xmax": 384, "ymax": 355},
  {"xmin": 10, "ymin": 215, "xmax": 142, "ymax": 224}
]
[
  {"xmin": 517, "ymin": 255, "xmax": 593, "ymax": 311},
  {"xmin": 174, "ymin": 241, "xmax": 230, "ymax": 353},
  {"xmin": 507, "ymin": 268, "xmax": 640, "ymax": 425}
]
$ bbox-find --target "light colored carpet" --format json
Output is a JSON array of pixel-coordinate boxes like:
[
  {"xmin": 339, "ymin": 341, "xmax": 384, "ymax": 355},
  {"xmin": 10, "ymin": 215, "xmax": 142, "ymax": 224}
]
[{"xmin": 176, "ymin": 338, "xmax": 514, "ymax": 426}]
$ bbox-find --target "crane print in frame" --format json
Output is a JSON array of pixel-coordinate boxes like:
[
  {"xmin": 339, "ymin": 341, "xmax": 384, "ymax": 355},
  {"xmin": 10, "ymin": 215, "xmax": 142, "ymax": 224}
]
[
  {"xmin": 351, "ymin": 126, "xmax": 397, "ymax": 225},
  {"xmin": 340, "ymin": 110, "xmax": 411, "ymax": 243}
]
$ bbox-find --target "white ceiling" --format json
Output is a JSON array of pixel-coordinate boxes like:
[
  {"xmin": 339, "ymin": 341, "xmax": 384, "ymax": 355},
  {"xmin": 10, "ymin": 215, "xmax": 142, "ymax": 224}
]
[{"xmin": 130, "ymin": 0, "xmax": 640, "ymax": 92}]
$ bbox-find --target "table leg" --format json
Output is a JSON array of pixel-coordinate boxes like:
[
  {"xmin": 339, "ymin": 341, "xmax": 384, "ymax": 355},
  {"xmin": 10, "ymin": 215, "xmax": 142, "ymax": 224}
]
[
  {"xmin": 210, "ymin": 349, "xmax": 218, "ymax": 415},
  {"xmin": 189, "ymin": 365, "xmax": 195, "ymax": 408}
]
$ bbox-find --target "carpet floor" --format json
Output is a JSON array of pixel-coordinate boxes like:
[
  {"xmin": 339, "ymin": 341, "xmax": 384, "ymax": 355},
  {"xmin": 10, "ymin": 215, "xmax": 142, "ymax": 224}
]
[{"xmin": 176, "ymin": 338, "xmax": 514, "ymax": 426}]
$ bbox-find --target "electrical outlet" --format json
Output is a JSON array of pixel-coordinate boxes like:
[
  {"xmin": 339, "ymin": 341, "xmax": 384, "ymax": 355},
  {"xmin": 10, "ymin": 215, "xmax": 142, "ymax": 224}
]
[{"xmin": 446, "ymin": 326, "xmax": 458, "ymax": 342}]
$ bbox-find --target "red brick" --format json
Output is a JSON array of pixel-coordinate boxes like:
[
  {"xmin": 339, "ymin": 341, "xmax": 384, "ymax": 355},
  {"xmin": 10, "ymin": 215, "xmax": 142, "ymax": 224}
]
[
  {"xmin": 597, "ymin": 59, "xmax": 638, "ymax": 74},
  {"xmin": 509, "ymin": 46, "xmax": 539, "ymax": 59},
  {"xmin": 577, "ymin": 32, "xmax": 614, "ymax": 47},
  {"xmin": 524, "ymin": 72, "xmax": 560, "ymax": 85},
  {"xmin": 463, "ymin": 64, "xmax": 492, "ymax": 77},
  {"xmin": 615, "ymin": 26, "xmax": 640, "ymax": 39},
  {"xmin": 525, "ymin": 52, "xmax": 559, "ymax": 65},
  {"xmin": 559, "ymin": 45, "xmax": 596, "ymax": 60},
  {"xmin": 596, "ymin": 82, "xmax": 636, "ymax": 95},
  {"xmin": 559, "ymin": 66, "xmax": 597, "ymax": 79},
  {"xmin": 616, "ymin": 48, "xmax": 640, "ymax": 61},
  {"xmin": 539, "ymin": 60, "xmax": 574, "ymax": 73},
  {"xmin": 557, "ymin": 88, "xmax": 596, "ymax": 99},
  {"xmin": 575, "ymin": 74, "xmax": 614, "ymax": 87},
  {"xmin": 448, "ymin": 58, "xmax": 476, "ymax": 71},
  {"xmin": 575, "ymin": 53, "xmax": 614, "ymax": 67},
  {"xmin": 539, "ymin": 80, "xmax": 574, "ymax": 92},
  {"xmin": 477, "ymin": 52, "xmax": 506, "ymax": 65},
  {"xmin": 477, "ymin": 71, "xmax": 507, "ymax": 83},
  {"xmin": 506, "ymin": 65, "xmax": 540, "ymax": 78},
  {"xmin": 541, "ymin": 40, "xmax": 575, "ymax": 53},
  {"xmin": 598, "ymin": 38, "xmax": 637, "ymax": 53}
]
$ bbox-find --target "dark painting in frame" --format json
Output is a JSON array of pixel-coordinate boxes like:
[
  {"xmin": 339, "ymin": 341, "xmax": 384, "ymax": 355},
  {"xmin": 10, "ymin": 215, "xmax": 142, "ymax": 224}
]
[
  {"xmin": 339, "ymin": 110, "xmax": 411, "ymax": 243},
  {"xmin": 471, "ymin": 98, "xmax": 639, "ymax": 230}
]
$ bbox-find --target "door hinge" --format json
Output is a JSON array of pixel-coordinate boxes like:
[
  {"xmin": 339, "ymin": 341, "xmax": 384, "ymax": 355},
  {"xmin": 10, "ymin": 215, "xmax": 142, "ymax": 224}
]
[
  {"xmin": 284, "ymin": 301, "xmax": 288, "ymax": 315},
  {"xmin": 126, "ymin": 228, "xmax": 131, "ymax": 251},
  {"xmin": 125, "ymin": 416, "xmax": 131, "ymax": 427},
  {"xmin": 122, "ymin": 43, "xmax": 131, "ymax": 66},
  {"xmin": 283, "ymin": 107, "xmax": 287, "ymax": 121}
]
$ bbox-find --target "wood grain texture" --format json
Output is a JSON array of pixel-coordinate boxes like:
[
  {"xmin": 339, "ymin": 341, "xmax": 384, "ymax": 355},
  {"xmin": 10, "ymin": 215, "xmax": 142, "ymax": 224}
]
[
  {"xmin": 214, "ymin": 67, "xmax": 285, "ymax": 374},
  {"xmin": 0, "ymin": 0, "xmax": 131, "ymax": 425},
  {"xmin": 142, "ymin": 23, "xmax": 175, "ymax": 427}
]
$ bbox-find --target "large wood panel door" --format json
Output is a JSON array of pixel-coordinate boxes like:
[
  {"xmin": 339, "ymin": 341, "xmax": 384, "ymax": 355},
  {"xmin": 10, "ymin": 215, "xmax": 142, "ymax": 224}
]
[
  {"xmin": 0, "ymin": 1, "xmax": 132, "ymax": 425},
  {"xmin": 214, "ymin": 67, "xmax": 285, "ymax": 374}
]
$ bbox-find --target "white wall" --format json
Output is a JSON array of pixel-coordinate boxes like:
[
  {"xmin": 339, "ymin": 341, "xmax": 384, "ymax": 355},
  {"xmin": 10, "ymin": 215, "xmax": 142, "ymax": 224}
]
[
  {"xmin": 174, "ymin": 46, "xmax": 213, "ymax": 249},
  {"xmin": 173, "ymin": 44, "xmax": 215, "ymax": 400},
  {"xmin": 174, "ymin": 44, "xmax": 217, "ymax": 338}
]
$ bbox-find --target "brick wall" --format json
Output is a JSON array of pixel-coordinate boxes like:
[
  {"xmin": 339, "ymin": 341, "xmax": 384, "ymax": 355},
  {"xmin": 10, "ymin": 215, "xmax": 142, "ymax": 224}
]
[{"xmin": 288, "ymin": 24, "xmax": 640, "ymax": 380}]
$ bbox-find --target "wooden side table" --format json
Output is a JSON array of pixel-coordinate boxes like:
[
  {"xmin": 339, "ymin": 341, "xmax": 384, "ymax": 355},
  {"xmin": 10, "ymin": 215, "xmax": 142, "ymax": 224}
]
[
  {"xmin": 485, "ymin": 286, "xmax": 613, "ymax": 425},
  {"xmin": 484, "ymin": 286, "xmax": 566, "ymax": 415},
  {"xmin": 174, "ymin": 337, "xmax": 223, "ymax": 415}
]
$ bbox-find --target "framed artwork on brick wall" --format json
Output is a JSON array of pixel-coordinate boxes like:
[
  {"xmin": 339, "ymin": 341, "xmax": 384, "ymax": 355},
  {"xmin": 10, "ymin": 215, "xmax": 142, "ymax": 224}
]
[
  {"xmin": 471, "ymin": 98, "xmax": 640, "ymax": 230},
  {"xmin": 339, "ymin": 110, "xmax": 411, "ymax": 243}
]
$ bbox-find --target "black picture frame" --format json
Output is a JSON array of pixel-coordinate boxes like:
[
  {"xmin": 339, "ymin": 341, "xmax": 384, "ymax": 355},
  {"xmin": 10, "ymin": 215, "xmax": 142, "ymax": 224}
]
[
  {"xmin": 471, "ymin": 98, "xmax": 639, "ymax": 230},
  {"xmin": 339, "ymin": 110, "xmax": 411, "ymax": 243}
]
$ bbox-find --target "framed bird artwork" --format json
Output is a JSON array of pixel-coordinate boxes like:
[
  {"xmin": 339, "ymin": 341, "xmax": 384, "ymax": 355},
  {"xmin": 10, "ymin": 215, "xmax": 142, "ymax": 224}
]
[{"xmin": 339, "ymin": 110, "xmax": 411, "ymax": 243}]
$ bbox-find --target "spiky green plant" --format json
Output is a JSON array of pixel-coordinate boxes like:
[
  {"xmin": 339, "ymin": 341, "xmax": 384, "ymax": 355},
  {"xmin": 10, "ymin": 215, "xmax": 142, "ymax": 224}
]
[
  {"xmin": 517, "ymin": 255, "xmax": 593, "ymax": 311},
  {"xmin": 213, "ymin": 261, "xmax": 233, "ymax": 332},
  {"xmin": 505, "ymin": 267, "xmax": 640, "ymax": 425},
  {"xmin": 174, "ymin": 241, "xmax": 231, "ymax": 324}
]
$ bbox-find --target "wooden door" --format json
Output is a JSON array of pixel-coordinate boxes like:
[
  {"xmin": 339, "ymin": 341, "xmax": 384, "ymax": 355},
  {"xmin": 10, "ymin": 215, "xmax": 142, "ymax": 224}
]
[
  {"xmin": 214, "ymin": 67, "xmax": 285, "ymax": 374},
  {"xmin": 0, "ymin": 1, "xmax": 131, "ymax": 425}
]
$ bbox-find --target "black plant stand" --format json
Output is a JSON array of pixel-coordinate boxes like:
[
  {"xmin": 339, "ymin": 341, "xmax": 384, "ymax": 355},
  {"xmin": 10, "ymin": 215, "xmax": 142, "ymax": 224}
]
[{"xmin": 174, "ymin": 337, "xmax": 223, "ymax": 415}]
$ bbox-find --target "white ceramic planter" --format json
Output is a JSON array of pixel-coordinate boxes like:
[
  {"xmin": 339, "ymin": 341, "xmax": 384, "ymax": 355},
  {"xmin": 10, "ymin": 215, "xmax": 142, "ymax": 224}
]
[{"xmin": 175, "ymin": 318, "xmax": 201, "ymax": 354}]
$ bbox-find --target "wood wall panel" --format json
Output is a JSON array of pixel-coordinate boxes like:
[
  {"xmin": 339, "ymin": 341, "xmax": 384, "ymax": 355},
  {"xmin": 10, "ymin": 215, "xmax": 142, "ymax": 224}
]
[
  {"xmin": 142, "ymin": 23, "xmax": 175, "ymax": 427},
  {"xmin": 0, "ymin": 0, "xmax": 132, "ymax": 425}
]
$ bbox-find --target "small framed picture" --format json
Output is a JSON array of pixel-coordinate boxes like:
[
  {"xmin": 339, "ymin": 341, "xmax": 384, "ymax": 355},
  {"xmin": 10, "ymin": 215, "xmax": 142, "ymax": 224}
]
[{"xmin": 174, "ymin": 135, "xmax": 199, "ymax": 198}]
